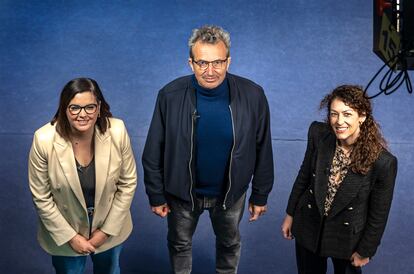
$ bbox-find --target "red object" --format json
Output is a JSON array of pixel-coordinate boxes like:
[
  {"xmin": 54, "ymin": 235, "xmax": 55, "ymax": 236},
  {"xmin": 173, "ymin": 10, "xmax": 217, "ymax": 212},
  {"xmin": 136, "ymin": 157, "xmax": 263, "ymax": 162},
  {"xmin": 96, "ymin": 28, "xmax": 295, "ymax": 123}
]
[{"xmin": 377, "ymin": 0, "xmax": 392, "ymax": 16}]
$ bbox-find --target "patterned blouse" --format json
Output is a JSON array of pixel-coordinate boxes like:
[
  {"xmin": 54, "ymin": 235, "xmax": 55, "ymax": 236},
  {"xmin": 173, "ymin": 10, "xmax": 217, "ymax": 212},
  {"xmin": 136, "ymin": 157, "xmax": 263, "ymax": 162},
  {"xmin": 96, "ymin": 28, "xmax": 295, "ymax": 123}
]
[{"xmin": 324, "ymin": 144, "xmax": 351, "ymax": 216}]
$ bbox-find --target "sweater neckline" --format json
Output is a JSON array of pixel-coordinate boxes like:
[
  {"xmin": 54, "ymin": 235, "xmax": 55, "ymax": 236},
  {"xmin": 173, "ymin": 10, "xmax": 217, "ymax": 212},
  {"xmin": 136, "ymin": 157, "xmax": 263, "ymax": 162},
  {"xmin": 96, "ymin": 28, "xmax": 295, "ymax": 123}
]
[{"xmin": 192, "ymin": 75, "xmax": 228, "ymax": 98}]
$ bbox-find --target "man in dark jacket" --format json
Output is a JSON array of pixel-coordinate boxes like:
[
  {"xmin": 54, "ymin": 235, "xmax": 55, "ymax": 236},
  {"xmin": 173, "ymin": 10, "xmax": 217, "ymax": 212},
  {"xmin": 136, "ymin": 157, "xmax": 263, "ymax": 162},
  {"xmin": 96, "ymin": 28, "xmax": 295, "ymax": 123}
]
[{"xmin": 142, "ymin": 25, "xmax": 274, "ymax": 274}]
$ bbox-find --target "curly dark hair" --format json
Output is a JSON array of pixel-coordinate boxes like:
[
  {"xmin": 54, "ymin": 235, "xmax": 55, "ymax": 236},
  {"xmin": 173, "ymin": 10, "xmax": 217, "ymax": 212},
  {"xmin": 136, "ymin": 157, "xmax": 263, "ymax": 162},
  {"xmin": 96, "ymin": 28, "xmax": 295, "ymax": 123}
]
[{"xmin": 320, "ymin": 85, "xmax": 387, "ymax": 174}]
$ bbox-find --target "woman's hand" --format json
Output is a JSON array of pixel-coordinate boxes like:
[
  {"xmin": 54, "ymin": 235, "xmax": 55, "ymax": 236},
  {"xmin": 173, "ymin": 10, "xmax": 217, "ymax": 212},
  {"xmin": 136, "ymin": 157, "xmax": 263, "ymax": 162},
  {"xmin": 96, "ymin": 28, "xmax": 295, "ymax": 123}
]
[
  {"xmin": 69, "ymin": 234, "xmax": 96, "ymax": 255},
  {"xmin": 350, "ymin": 252, "xmax": 370, "ymax": 267},
  {"xmin": 88, "ymin": 229, "xmax": 109, "ymax": 248},
  {"xmin": 281, "ymin": 214, "xmax": 294, "ymax": 240}
]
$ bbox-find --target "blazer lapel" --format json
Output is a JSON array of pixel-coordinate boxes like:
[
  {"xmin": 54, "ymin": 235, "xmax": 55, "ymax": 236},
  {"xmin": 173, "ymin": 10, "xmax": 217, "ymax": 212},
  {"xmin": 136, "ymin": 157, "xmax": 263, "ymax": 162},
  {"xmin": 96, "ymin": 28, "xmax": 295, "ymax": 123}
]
[
  {"xmin": 53, "ymin": 134, "xmax": 87, "ymax": 209},
  {"xmin": 314, "ymin": 132, "xmax": 336, "ymax": 217},
  {"xmin": 94, "ymin": 127, "xmax": 111, "ymax": 206},
  {"xmin": 327, "ymin": 171, "xmax": 366, "ymax": 218}
]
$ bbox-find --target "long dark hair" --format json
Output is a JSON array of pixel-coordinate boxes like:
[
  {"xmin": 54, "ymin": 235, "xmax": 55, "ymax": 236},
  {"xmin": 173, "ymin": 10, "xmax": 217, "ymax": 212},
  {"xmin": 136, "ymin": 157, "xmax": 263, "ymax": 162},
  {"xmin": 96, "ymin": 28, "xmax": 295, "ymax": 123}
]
[
  {"xmin": 51, "ymin": 78, "xmax": 112, "ymax": 140},
  {"xmin": 320, "ymin": 85, "xmax": 387, "ymax": 174}
]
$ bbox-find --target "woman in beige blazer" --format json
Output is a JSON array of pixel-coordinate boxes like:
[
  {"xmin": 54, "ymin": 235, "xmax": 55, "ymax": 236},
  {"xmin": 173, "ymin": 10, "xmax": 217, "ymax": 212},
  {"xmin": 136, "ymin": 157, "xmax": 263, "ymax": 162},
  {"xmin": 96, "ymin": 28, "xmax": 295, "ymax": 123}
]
[{"xmin": 28, "ymin": 78, "xmax": 137, "ymax": 274}]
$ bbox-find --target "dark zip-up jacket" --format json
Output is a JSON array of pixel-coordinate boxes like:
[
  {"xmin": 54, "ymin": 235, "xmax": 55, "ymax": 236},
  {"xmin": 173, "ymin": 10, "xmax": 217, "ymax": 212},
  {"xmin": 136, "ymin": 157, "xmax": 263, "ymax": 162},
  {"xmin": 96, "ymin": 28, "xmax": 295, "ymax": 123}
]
[{"xmin": 142, "ymin": 73, "xmax": 274, "ymax": 210}]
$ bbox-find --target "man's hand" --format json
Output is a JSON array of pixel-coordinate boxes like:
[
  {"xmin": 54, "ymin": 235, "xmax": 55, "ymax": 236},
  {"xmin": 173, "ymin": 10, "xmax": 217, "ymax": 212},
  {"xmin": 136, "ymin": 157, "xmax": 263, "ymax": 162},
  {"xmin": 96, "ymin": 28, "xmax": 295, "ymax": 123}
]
[
  {"xmin": 88, "ymin": 229, "xmax": 109, "ymax": 248},
  {"xmin": 248, "ymin": 203, "xmax": 267, "ymax": 222},
  {"xmin": 351, "ymin": 252, "xmax": 370, "ymax": 267},
  {"xmin": 69, "ymin": 234, "xmax": 96, "ymax": 255},
  {"xmin": 151, "ymin": 203, "xmax": 170, "ymax": 218}
]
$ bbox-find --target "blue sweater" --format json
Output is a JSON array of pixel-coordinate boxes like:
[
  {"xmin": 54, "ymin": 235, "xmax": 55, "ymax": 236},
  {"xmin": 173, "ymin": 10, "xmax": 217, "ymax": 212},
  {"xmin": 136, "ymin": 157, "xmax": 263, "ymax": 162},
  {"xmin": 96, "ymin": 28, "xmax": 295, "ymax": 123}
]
[{"xmin": 192, "ymin": 75, "xmax": 233, "ymax": 197}]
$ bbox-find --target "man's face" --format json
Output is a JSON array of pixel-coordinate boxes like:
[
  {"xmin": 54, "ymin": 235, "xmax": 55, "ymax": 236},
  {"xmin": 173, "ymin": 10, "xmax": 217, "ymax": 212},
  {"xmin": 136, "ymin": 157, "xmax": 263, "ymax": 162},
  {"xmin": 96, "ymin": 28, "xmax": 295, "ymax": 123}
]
[{"xmin": 189, "ymin": 40, "xmax": 231, "ymax": 89}]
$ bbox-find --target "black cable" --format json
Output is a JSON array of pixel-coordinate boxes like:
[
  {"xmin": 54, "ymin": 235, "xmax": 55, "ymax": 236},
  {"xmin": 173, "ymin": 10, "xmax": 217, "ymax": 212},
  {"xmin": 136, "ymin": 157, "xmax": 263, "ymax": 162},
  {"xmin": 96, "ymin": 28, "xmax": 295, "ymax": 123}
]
[
  {"xmin": 364, "ymin": 51, "xmax": 413, "ymax": 98},
  {"xmin": 364, "ymin": 52, "xmax": 399, "ymax": 98}
]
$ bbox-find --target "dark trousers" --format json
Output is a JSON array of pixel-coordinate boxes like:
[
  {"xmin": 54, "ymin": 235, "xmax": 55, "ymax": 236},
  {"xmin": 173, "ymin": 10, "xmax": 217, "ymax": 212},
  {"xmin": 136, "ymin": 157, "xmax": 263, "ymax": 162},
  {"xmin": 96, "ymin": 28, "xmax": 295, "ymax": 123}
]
[
  {"xmin": 167, "ymin": 193, "xmax": 246, "ymax": 274},
  {"xmin": 295, "ymin": 242, "xmax": 362, "ymax": 274}
]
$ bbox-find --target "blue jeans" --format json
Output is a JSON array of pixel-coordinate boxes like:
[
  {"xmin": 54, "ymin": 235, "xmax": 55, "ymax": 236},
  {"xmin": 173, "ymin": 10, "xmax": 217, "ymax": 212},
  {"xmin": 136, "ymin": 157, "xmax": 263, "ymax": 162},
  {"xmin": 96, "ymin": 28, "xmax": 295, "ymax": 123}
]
[
  {"xmin": 167, "ymin": 192, "xmax": 246, "ymax": 274},
  {"xmin": 51, "ymin": 244, "xmax": 123, "ymax": 274}
]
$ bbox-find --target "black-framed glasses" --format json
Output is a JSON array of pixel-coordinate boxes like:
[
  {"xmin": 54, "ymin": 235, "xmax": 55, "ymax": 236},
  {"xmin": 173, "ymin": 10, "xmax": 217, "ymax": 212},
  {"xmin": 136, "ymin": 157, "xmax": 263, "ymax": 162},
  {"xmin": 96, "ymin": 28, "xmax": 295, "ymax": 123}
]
[
  {"xmin": 192, "ymin": 58, "xmax": 228, "ymax": 70},
  {"xmin": 68, "ymin": 104, "xmax": 98, "ymax": 115}
]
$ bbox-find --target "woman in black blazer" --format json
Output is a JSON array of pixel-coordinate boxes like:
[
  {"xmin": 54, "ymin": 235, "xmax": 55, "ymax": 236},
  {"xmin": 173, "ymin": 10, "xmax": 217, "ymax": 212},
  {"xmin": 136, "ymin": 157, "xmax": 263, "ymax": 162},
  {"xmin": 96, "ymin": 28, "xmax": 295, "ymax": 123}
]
[{"xmin": 282, "ymin": 85, "xmax": 397, "ymax": 274}]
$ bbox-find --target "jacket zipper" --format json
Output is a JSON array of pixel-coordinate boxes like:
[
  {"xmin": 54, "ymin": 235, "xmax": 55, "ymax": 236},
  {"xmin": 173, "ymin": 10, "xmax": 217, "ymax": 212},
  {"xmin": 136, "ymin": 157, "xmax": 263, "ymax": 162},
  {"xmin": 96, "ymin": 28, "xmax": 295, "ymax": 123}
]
[
  {"xmin": 189, "ymin": 109, "xmax": 198, "ymax": 211},
  {"xmin": 223, "ymin": 105, "xmax": 236, "ymax": 210}
]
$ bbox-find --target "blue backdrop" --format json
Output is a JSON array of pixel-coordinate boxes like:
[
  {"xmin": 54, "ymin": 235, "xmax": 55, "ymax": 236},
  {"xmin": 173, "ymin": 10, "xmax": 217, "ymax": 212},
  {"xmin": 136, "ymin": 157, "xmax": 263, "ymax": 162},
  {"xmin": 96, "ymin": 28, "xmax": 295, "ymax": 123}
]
[{"xmin": 0, "ymin": 1, "xmax": 413, "ymax": 273}]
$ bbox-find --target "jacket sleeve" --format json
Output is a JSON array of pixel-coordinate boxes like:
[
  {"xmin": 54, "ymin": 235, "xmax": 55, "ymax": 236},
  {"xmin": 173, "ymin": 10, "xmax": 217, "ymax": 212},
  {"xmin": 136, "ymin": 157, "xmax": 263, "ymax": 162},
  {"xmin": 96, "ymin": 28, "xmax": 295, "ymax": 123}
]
[
  {"xmin": 355, "ymin": 154, "xmax": 398, "ymax": 258},
  {"xmin": 249, "ymin": 90, "xmax": 274, "ymax": 206},
  {"xmin": 28, "ymin": 131, "xmax": 77, "ymax": 246},
  {"xmin": 142, "ymin": 92, "xmax": 167, "ymax": 206},
  {"xmin": 286, "ymin": 121, "xmax": 318, "ymax": 216},
  {"xmin": 100, "ymin": 121, "xmax": 137, "ymax": 236}
]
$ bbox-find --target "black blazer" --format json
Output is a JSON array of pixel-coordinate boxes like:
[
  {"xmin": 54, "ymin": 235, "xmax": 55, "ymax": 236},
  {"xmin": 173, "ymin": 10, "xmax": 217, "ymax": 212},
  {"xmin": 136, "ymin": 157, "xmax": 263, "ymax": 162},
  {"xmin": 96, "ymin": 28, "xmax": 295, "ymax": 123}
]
[{"xmin": 286, "ymin": 121, "xmax": 397, "ymax": 259}]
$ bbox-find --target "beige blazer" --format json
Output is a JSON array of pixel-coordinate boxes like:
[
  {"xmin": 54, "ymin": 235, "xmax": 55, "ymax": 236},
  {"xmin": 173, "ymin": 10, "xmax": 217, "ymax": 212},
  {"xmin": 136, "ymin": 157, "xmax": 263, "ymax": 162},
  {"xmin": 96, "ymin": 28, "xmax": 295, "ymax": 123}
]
[{"xmin": 28, "ymin": 118, "xmax": 137, "ymax": 256}]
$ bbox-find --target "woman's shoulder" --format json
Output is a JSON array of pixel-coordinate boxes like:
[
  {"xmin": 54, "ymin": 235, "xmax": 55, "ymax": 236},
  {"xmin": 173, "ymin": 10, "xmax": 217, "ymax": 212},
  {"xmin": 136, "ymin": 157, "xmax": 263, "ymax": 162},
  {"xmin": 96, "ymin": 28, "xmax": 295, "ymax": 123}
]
[
  {"xmin": 309, "ymin": 121, "xmax": 329, "ymax": 131},
  {"xmin": 107, "ymin": 117, "xmax": 125, "ymax": 129},
  {"xmin": 34, "ymin": 122, "xmax": 57, "ymax": 141},
  {"xmin": 369, "ymin": 149, "xmax": 398, "ymax": 182},
  {"xmin": 106, "ymin": 117, "xmax": 129, "ymax": 137},
  {"xmin": 308, "ymin": 121, "xmax": 332, "ymax": 140},
  {"xmin": 376, "ymin": 149, "xmax": 398, "ymax": 166}
]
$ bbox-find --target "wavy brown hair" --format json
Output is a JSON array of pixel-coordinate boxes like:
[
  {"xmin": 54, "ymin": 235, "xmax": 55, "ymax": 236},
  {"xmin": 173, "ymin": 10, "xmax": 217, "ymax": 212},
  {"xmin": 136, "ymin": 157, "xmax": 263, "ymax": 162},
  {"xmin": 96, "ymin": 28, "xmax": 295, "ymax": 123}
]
[{"xmin": 320, "ymin": 85, "xmax": 387, "ymax": 174}]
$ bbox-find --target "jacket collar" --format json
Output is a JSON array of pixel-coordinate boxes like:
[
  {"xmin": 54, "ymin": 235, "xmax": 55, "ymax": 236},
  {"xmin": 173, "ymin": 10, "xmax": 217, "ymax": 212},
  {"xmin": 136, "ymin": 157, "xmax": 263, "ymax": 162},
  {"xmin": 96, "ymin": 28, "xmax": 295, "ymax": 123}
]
[{"xmin": 188, "ymin": 73, "xmax": 234, "ymax": 108}]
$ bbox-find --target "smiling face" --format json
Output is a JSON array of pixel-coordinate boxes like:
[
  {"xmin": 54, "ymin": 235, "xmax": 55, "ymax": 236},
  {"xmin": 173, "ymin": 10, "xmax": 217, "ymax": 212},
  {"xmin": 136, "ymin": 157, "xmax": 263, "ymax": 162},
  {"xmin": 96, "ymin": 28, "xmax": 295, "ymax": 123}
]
[
  {"xmin": 329, "ymin": 98, "xmax": 366, "ymax": 147},
  {"xmin": 189, "ymin": 40, "xmax": 231, "ymax": 89},
  {"xmin": 65, "ymin": 91, "xmax": 100, "ymax": 136}
]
